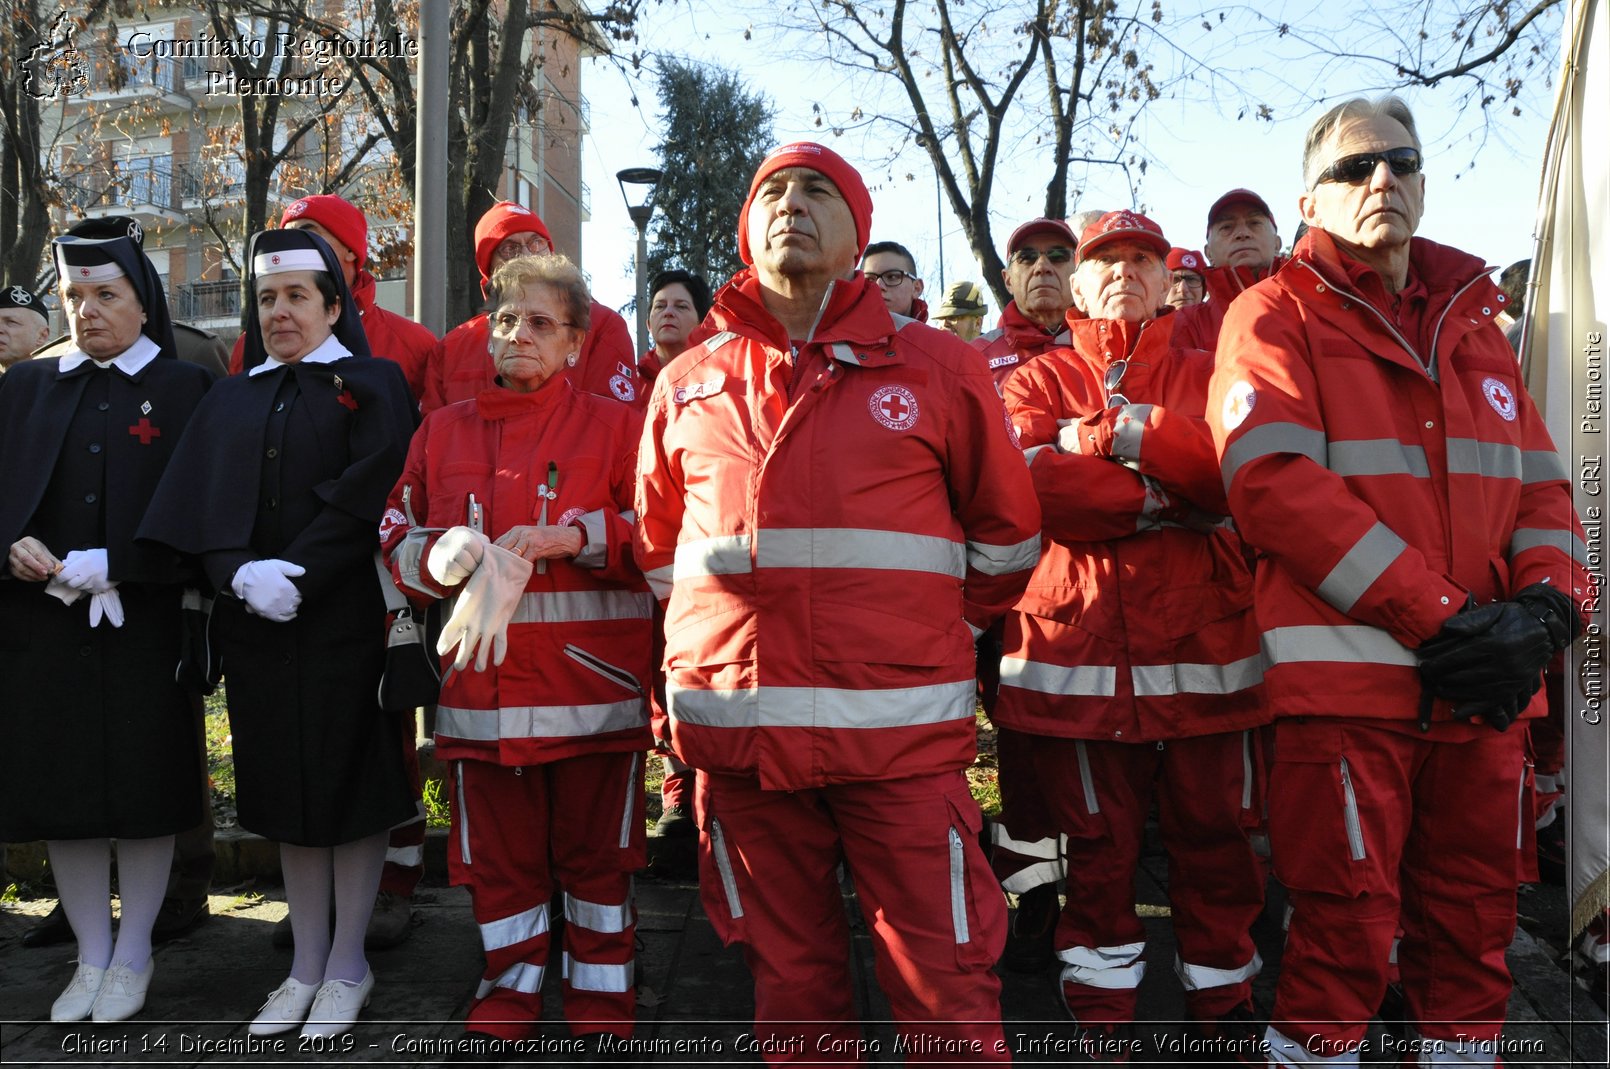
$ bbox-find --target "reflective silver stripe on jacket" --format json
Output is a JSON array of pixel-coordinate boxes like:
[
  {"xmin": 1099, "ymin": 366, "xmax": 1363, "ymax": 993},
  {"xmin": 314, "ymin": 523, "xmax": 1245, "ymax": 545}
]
[
  {"xmin": 1023, "ymin": 444, "xmax": 1053, "ymax": 466},
  {"xmin": 562, "ymin": 954, "xmax": 634, "ymax": 993},
  {"xmin": 1057, "ymin": 942, "xmax": 1147, "ymax": 989},
  {"xmin": 667, "ymin": 679, "xmax": 975, "ymax": 730},
  {"xmin": 564, "ymin": 892, "xmax": 632, "ymax": 934},
  {"xmin": 1260, "ymin": 625, "xmax": 1417, "ymax": 668},
  {"xmin": 436, "ymin": 699, "xmax": 646, "ymax": 741},
  {"xmin": 1175, "ymin": 950, "xmax": 1263, "ymax": 991},
  {"xmin": 508, "ymin": 589, "xmax": 654, "ymax": 625},
  {"xmin": 476, "ymin": 961, "xmax": 544, "ymax": 998},
  {"xmin": 1111, "ymin": 403, "xmax": 1152, "ymax": 464},
  {"xmin": 1129, "ymin": 654, "xmax": 1264, "ymax": 697},
  {"xmin": 1510, "ymin": 527, "xmax": 1588, "ymax": 565},
  {"xmin": 1221, "ymin": 422, "xmax": 1328, "ymax": 487},
  {"xmin": 673, "ymin": 534, "xmax": 754, "ymax": 579},
  {"xmin": 479, "ymin": 902, "xmax": 549, "ymax": 952},
  {"xmin": 999, "ymin": 657, "xmax": 1118, "ymax": 697},
  {"xmin": 757, "ymin": 528, "xmax": 965, "ymax": 579},
  {"xmin": 1327, "ymin": 439, "xmax": 1431, "ymax": 478},
  {"xmin": 1315, "ymin": 522, "xmax": 1410, "ymax": 614},
  {"xmin": 644, "ymin": 564, "xmax": 673, "ymax": 600},
  {"xmin": 1446, "ymin": 438, "xmax": 1522, "ymax": 480},
  {"xmin": 1522, "ymin": 448, "xmax": 1570, "ymax": 485},
  {"xmin": 571, "ymin": 509, "xmax": 612, "ymax": 569},
  {"xmin": 967, "ymin": 532, "xmax": 1041, "ymax": 575}
]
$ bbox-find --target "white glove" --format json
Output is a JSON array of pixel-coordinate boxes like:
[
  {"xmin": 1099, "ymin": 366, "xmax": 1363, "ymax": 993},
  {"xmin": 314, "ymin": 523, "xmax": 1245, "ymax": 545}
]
[
  {"xmin": 232, "ymin": 559, "xmax": 306, "ymax": 622},
  {"xmin": 58, "ymin": 548, "xmax": 112, "ymax": 592},
  {"xmin": 88, "ymin": 589, "xmax": 125, "ymax": 628},
  {"xmin": 428, "ymin": 526, "xmax": 489, "ymax": 586},
  {"xmin": 436, "ymin": 541, "xmax": 533, "ymax": 672},
  {"xmin": 44, "ymin": 575, "xmax": 85, "ymax": 606}
]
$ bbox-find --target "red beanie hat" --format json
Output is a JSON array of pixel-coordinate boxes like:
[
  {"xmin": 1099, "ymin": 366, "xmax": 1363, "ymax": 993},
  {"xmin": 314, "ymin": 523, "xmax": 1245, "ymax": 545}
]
[
  {"xmin": 474, "ymin": 202, "xmax": 553, "ymax": 281},
  {"xmin": 737, "ymin": 141, "xmax": 873, "ymax": 267},
  {"xmin": 281, "ymin": 195, "xmax": 368, "ymax": 268}
]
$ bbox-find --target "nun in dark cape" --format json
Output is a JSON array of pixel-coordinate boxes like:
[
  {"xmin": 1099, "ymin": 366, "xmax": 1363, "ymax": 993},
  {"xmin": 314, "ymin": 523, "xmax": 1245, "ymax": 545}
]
[
  {"xmin": 0, "ymin": 218, "xmax": 214, "ymax": 1024},
  {"xmin": 140, "ymin": 228, "xmax": 416, "ymax": 1038}
]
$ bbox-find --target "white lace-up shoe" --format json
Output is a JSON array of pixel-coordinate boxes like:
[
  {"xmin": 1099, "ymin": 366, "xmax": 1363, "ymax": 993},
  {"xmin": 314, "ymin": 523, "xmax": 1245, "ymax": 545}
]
[
  {"xmin": 90, "ymin": 960, "xmax": 153, "ymax": 1022},
  {"xmin": 299, "ymin": 970, "xmax": 374, "ymax": 1038},
  {"xmin": 249, "ymin": 976, "xmax": 321, "ymax": 1036},
  {"xmin": 50, "ymin": 962, "xmax": 107, "ymax": 1022}
]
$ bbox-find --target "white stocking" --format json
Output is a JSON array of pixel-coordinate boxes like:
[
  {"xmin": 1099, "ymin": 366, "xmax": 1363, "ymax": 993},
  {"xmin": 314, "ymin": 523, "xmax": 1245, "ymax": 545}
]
[
  {"xmin": 109, "ymin": 835, "xmax": 174, "ymax": 972},
  {"xmin": 280, "ymin": 843, "xmax": 333, "ymax": 986},
  {"xmin": 45, "ymin": 839, "xmax": 113, "ymax": 969},
  {"xmin": 326, "ymin": 831, "xmax": 387, "ymax": 983}
]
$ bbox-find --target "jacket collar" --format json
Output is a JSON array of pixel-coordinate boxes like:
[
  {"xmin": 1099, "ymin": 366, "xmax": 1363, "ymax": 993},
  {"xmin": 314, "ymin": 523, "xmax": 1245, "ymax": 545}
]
[
  {"xmin": 477, "ymin": 373, "xmax": 573, "ymax": 418},
  {"xmin": 1291, "ymin": 230, "xmax": 1499, "ymax": 322},
  {"xmin": 710, "ymin": 269, "xmax": 907, "ymax": 367},
  {"xmin": 1000, "ymin": 299, "xmax": 1071, "ymax": 353},
  {"xmin": 350, "ymin": 269, "xmax": 378, "ymax": 317},
  {"xmin": 1201, "ymin": 259, "xmax": 1284, "ymax": 306}
]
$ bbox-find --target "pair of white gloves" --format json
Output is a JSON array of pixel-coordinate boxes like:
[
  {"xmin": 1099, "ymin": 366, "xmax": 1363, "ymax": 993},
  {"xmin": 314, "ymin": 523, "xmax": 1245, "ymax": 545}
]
[
  {"xmin": 427, "ymin": 526, "xmax": 534, "ymax": 672},
  {"xmin": 231, "ymin": 559, "xmax": 306, "ymax": 622},
  {"xmin": 46, "ymin": 548, "xmax": 124, "ymax": 628}
]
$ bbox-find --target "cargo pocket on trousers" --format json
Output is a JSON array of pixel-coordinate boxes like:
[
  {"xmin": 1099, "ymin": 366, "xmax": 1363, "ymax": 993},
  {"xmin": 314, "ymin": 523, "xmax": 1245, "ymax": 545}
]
[
  {"xmin": 1268, "ymin": 749, "xmax": 1370, "ymax": 899},
  {"xmin": 945, "ymin": 791, "xmax": 1007, "ymax": 970}
]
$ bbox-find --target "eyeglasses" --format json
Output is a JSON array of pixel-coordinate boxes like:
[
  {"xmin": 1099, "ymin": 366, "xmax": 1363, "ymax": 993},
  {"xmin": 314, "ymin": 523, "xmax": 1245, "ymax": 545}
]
[
  {"xmin": 1312, "ymin": 147, "xmax": 1422, "ymax": 188},
  {"xmin": 864, "ymin": 268, "xmax": 917, "ymax": 287},
  {"xmin": 495, "ymin": 234, "xmax": 550, "ymax": 260},
  {"xmin": 1104, "ymin": 359, "xmax": 1130, "ymax": 408},
  {"xmin": 489, "ymin": 311, "xmax": 573, "ymax": 337},
  {"xmin": 1010, "ymin": 246, "xmax": 1074, "ymax": 267},
  {"xmin": 1170, "ymin": 274, "xmax": 1205, "ymax": 291}
]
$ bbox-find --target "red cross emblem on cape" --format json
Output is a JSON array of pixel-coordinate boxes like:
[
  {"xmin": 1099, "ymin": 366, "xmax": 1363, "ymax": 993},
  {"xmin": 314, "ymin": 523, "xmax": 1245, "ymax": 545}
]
[{"xmin": 128, "ymin": 418, "xmax": 161, "ymax": 445}]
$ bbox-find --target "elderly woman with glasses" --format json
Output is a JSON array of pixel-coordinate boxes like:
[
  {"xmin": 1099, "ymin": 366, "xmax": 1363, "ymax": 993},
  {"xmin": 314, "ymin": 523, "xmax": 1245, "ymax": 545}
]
[
  {"xmin": 141, "ymin": 228, "xmax": 418, "ymax": 1040},
  {"xmin": 379, "ymin": 253, "xmax": 651, "ymax": 1056},
  {"xmin": 993, "ymin": 210, "xmax": 1270, "ymax": 1050}
]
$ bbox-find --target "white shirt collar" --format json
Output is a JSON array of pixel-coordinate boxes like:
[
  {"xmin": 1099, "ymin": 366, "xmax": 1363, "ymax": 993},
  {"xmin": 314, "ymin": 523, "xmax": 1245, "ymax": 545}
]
[
  {"xmin": 57, "ymin": 333, "xmax": 161, "ymax": 375},
  {"xmin": 249, "ymin": 333, "xmax": 353, "ymax": 376}
]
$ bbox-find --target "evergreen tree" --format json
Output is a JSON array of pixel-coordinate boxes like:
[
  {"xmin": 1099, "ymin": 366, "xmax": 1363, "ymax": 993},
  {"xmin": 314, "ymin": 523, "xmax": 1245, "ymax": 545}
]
[{"xmin": 647, "ymin": 58, "xmax": 776, "ymax": 289}]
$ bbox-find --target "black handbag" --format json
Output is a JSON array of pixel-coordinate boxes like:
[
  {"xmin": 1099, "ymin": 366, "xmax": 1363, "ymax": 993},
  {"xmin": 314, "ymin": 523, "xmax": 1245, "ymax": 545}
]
[{"xmin": 375, "ymin": 551, "xmax": 441, "ymax": 711}]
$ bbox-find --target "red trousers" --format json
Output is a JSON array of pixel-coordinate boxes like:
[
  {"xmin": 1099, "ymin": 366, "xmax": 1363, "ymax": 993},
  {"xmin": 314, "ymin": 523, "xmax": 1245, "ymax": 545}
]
[
  {"xmin": 698, "ymin": 769, "xmax": 1009, "ymax": 1065},
  {"xmin": 1266, "ymin": 719, "xmax": 1524, "ymax": 1062},
  {"xmin": 448, "ymin": 752, "xmax": 646, "ymax": 1040},
  {"xmin": 1031, "ymin": 732, "xmax": 1264, "ymax": 1024}
]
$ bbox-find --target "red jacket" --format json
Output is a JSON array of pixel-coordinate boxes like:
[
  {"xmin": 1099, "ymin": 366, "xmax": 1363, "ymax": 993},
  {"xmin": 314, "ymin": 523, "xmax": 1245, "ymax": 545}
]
[
  {"xmin": 997, "ymin": 316, "xmax": 1264, "ymax": 742},
  {"xmin": 1169, "ymin": 260, "xmax": 1284, "ymax": 352},
  {"xmin": 635, "ymin": 271, "xmax": 1042, "ymax": 790},
  {"xmin": 420, "ymin": 301, "xmax": 642, "ymax": 415},
  {"xmin": 227, "ymin": 271, "xmax": 438, "ymax": 402},
  {"xmin": 1208, "ymin": 231, "xmax": 1589, "ymax": 726},
  {"xmin": 972, "ymin": 299, "xmax": 1072, "ymax": 392},
  {"xmin": 381, "ymin": 377, "xmax": 652, "ymax": 766}
]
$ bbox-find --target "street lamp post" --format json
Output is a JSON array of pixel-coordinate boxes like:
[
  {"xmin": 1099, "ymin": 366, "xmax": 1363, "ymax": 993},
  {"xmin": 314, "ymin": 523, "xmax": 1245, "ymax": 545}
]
[{"xmin": 617, "ymin": 167, "xmax": 663, "ymax": 356}]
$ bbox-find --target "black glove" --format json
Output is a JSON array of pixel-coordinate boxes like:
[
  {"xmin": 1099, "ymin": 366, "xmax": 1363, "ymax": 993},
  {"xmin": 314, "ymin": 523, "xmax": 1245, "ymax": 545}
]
[
  {"xmin": 1512, "ymin": 581, "xmax": 1581, "ymax": 649},
  {"xmin": 1451, "ymin": 670, "xmax": 1543, "ymax": 732},
  {"xmin": 1417, "ymin": 599, "xmax": 1555, "ymax": 702}
]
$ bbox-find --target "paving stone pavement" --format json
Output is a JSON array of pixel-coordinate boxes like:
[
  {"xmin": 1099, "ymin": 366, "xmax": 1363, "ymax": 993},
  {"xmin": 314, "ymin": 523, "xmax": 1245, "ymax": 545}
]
[{"xmin": 2, "ymin": 844, "xmax": 1603, "ymax": 1066}]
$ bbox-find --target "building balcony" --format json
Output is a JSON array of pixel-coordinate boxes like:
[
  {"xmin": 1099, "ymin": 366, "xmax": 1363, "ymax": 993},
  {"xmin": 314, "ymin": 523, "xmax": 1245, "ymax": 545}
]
[
  {"xmin": 67, "ymin": 48, "xmax": 191, "ymax": 113},
  {"xmin": 61, "ymin": 164, "xmax": 187, "ymax": 228},
  {"xmin": 175, "ymin": 279, "xmax": 242, "ymax": 330}
]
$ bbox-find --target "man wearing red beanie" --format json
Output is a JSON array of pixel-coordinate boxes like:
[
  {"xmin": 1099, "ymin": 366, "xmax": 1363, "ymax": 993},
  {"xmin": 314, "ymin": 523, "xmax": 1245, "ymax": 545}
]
[
  {"xmin": 227, "ymin": 195, "xmax": 439, "ymax": 404},
  {"xmin": 419, "ymin": 202, "xmax": 640, "ymax": 414},
  {"xmin": 637, "ymin": 141, "xmax": 1040, "ymax": 1060}
]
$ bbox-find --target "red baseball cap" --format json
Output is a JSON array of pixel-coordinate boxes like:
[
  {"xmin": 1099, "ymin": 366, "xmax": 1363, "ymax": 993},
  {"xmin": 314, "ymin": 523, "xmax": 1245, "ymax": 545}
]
[
  {"xmin": 1006, "ymin": 217, "xmax": 1077, "ymax": 256},
  {"xmin": 1206, "ymin": 188, "xmax": 1275, "ymax": 233},
  {"xmin": 1166, "ymin": 247, "xmax": 1205, "ymax": 273},
  {"xmin": 1077, "ymin": 210, "xmax": 1170, "ymax": 262},
  {"xmin": 738, "ymin": 142, "xmax": 873, "ymax": 266}
]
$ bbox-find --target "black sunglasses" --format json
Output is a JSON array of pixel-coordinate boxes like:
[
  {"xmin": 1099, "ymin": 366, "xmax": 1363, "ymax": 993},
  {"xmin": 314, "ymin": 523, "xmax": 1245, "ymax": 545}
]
[
  {"xmin": 1313, "ymin": 147, "xmax": 1422, "ymax": 188},
  {"xmin": 1011, "ymin": 247, "xmax": 1074, "ymax": 267}
]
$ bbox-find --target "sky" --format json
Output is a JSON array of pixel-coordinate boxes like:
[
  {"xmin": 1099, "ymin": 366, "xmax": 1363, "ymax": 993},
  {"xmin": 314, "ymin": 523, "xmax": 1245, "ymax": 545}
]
[{"xmin": 577, "ymin": 2, "xmax": 1567, "ymax": 320}]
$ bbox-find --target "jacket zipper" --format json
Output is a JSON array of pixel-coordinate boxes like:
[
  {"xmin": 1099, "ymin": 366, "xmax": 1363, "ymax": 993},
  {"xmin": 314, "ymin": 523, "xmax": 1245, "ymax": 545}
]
[
  {"xmin": 1339, "ymin": 757, "xmax": 1366, "ymax": 861},
  {"xmin": 1296, "ymin": 261, "xmax": 1426, "ymax": 377},
  {"xmin": 948, "ymin": 826, "xmax": 970, "ymax": 945},
  {"xmin": 564, "ymin": 644, "xmax": 643, "ymax": 696}
]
